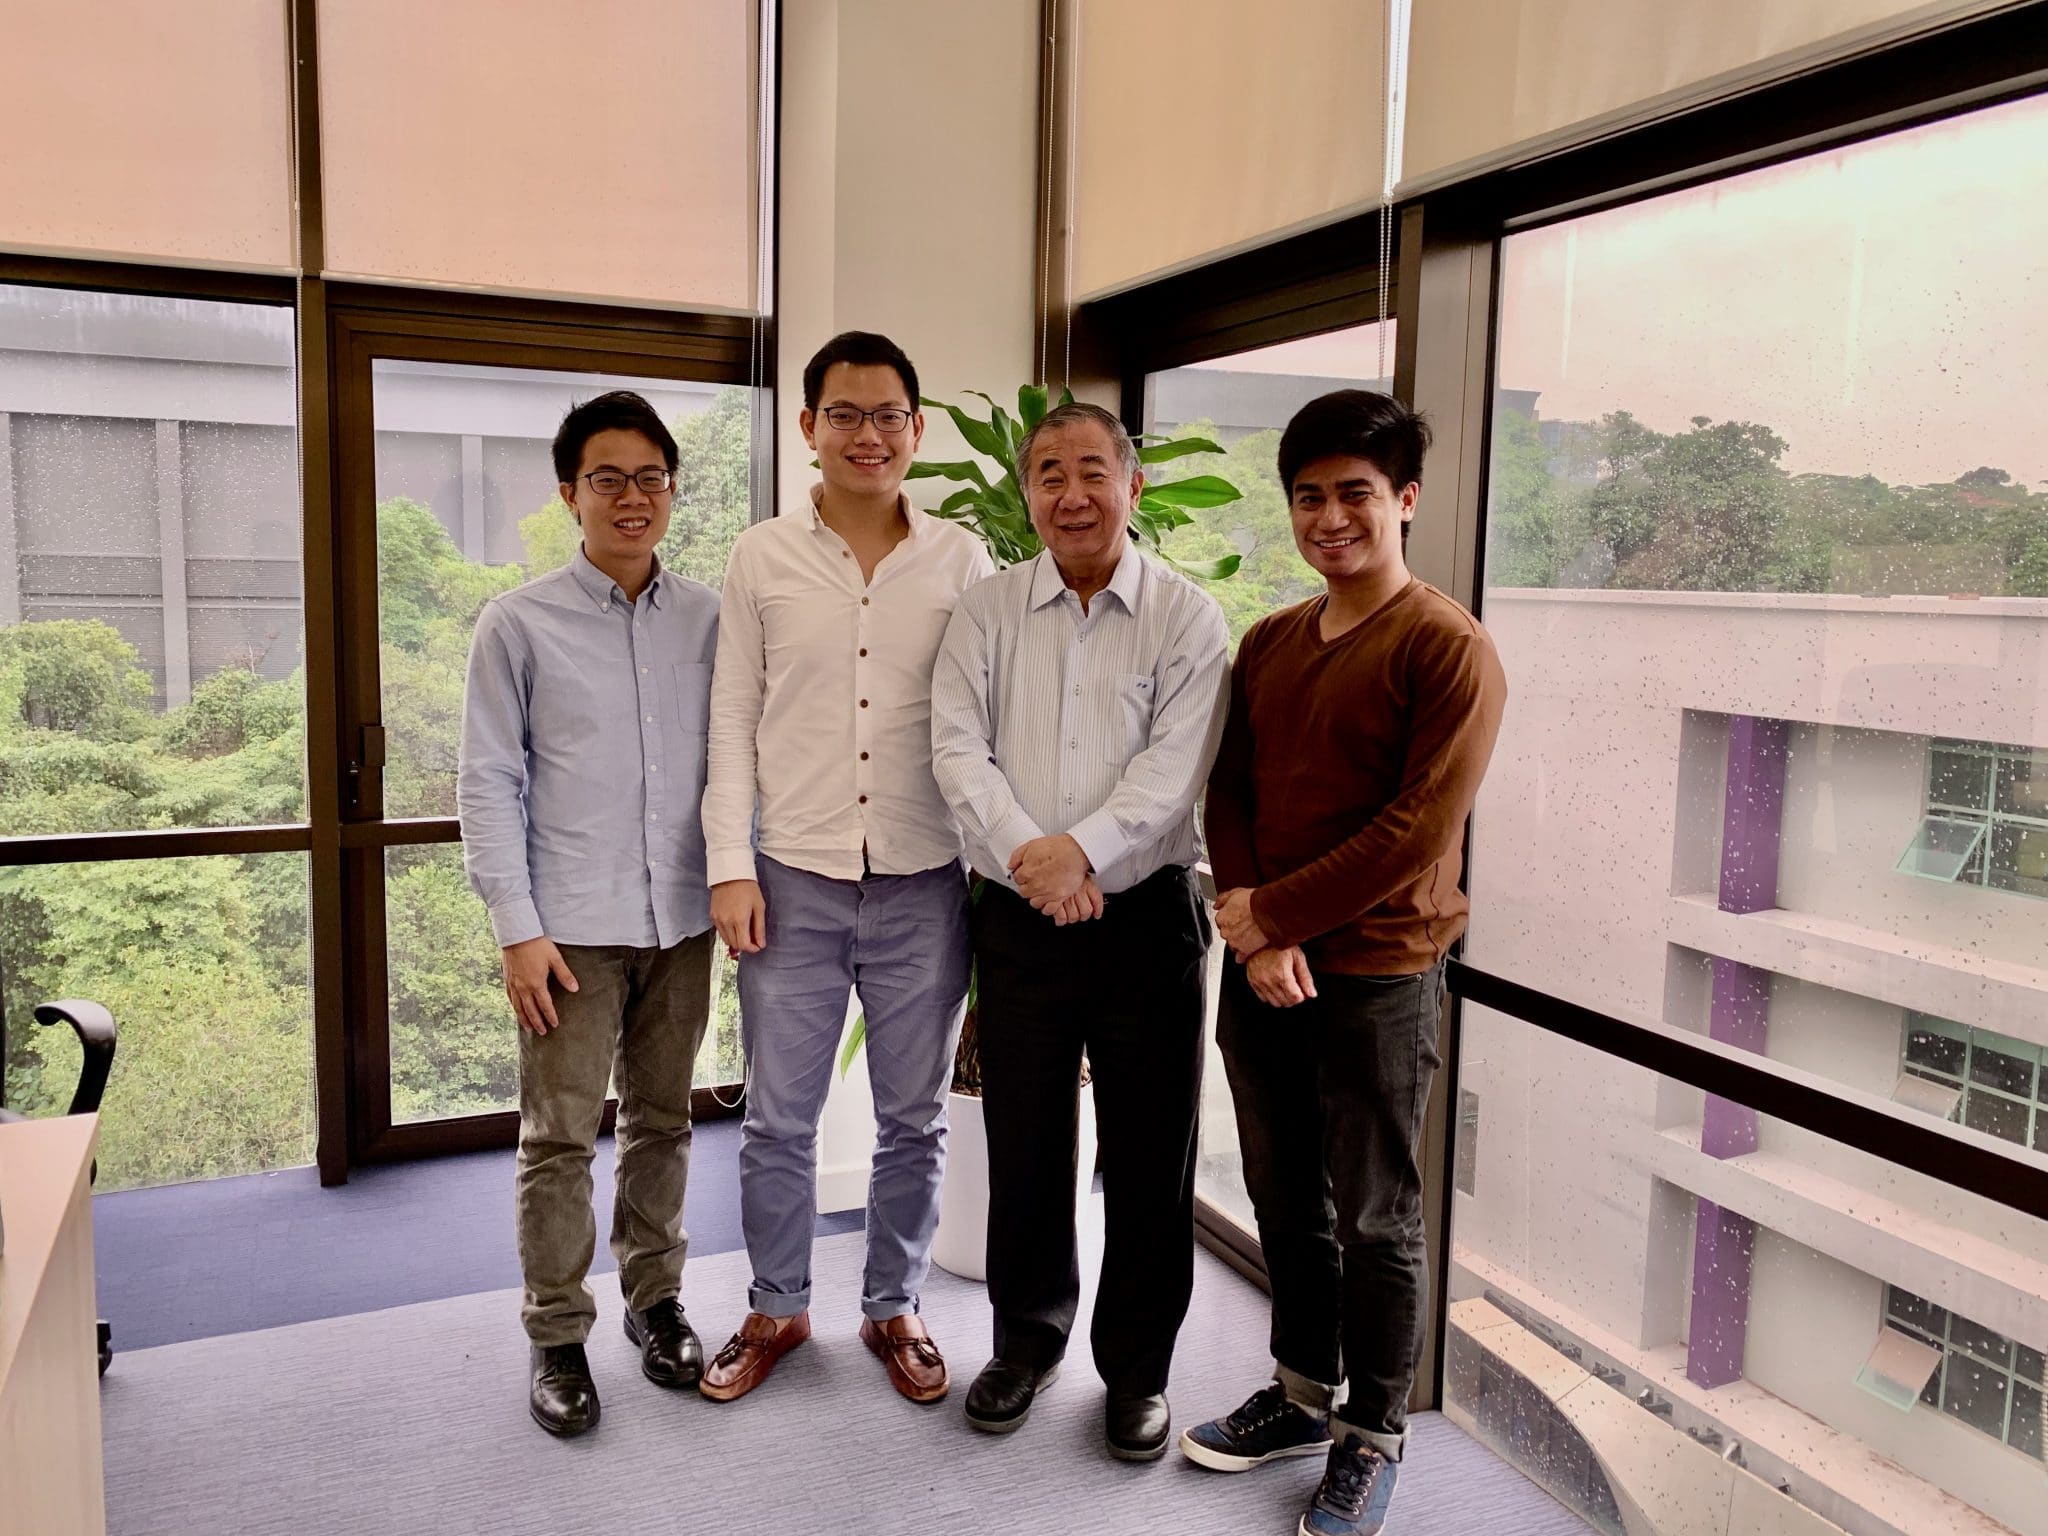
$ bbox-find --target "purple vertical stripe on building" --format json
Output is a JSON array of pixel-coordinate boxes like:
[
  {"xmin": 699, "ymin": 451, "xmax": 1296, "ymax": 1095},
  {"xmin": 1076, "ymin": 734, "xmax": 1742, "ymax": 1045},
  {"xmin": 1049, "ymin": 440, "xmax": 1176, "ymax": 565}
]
[
  {"xmin": 1687, "ymin": 714, "xmax": 1788, "ymax": 1390},
  {"xmin": 1687, "ymin": 1198, "xmax": 1758, "ymax": 1390},
  {"xmin": 1716, "ymin": 715, "xmax": 1790, "ymax": 915},
  {"xmin": 1704, "ymin": 958, "xmax": 1768, "ymax": 1157}
]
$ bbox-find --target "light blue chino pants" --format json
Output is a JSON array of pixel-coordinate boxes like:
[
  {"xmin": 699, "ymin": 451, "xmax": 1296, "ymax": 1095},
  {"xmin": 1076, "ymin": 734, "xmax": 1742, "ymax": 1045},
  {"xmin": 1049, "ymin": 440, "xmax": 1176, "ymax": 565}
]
[{"xmin": 736, "ymin": 855, "xmax": 971, "ymax": 1320}]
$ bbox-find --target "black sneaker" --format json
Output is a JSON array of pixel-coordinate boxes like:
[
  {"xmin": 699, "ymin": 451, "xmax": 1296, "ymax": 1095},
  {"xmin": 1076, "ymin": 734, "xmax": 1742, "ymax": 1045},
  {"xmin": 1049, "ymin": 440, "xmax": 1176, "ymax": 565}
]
[
  {"xmin": 1300, "ymin": 1434, "xmax": 1398, "ymax": 1536},
  {"xmin": 1180, "ymin": 1382, "xmax": 1332, "ymax": 1472}
]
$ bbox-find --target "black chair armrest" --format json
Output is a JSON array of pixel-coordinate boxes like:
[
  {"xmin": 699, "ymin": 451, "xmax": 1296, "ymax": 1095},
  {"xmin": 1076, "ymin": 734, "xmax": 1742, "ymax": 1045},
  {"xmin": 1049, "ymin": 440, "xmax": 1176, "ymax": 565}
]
[{"xmin": 34, "ymin": 1000, "xmax": 117, "ymax": 1117}]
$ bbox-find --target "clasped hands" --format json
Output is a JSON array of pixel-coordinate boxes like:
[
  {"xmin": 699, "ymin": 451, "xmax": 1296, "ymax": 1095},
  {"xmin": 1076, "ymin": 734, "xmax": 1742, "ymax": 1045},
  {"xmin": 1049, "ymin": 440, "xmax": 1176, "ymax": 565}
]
[
  {"xmin": 1009, "ymin": 834, "xmax": 1104, "ymax": 926},
  {"xmin": 1213, "ymin": 886, "xmax": 1317, "ymax": 1009}
]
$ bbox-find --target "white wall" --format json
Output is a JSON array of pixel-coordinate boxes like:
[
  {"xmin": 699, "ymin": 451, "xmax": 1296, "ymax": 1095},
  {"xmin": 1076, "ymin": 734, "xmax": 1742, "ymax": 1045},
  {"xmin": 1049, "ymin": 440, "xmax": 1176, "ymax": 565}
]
[{"xmin": 777, "ymin": 0, "xmax": 1041, "ymax": 514}]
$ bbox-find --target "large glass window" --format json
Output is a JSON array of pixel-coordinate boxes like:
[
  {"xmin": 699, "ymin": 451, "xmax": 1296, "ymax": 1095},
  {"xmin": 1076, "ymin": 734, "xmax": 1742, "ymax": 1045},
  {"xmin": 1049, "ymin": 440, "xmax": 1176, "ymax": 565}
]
[
  {"xmin": 0, "ymin": 285, "xmax": 303, "ymax": 834},
  {"xmin": 385, "ymin": 845, "xmax": 745, "ymax": 1123},
  {"xmin": 372, "ymin": 361, "xmax": 751, "ymax": 819},
  {"xmin": 1146, "ymin": 323, "xmax": 1395, "ymax": 647},
  {"xmin": 1903, "ymin": 1014, "xmax": 2047, "ymax": 1152},
  {"xmin": 1904, "ymin": 740, "xmax": 2048, "ymax": 898},
  {"xmin": 1885, "ymin": 1286, "xmax": 2046, "ymax": 1461},
  {"xmin": 0, "ymin": 853, "xmax": 312, "ymax": 1191},
  {"xmin": 370, "ymin": 361, "xmax": 757, "ymax": 1118},
  {"xmin": 1461, "ymin": 90, "xmax": 2048, "ymax": 1536},
  {"xmin": 1143, "ymin": 321, "xmax": 1394, "ymax": 1233}
]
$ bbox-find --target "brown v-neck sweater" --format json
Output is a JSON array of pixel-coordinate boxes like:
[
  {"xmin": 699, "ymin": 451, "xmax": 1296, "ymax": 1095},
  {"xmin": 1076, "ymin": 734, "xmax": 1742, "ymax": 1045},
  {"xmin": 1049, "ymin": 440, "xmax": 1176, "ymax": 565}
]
[{"xmin": 1205, "ymin": 579, "xmax": 1507, "ymax": 976}]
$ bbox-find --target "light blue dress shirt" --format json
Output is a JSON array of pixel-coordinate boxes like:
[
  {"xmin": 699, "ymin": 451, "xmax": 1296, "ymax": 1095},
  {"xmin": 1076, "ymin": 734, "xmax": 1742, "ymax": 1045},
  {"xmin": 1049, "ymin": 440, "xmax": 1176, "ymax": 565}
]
[
  {"xmin": 931, "ymin": 543, "xmax": 1230, "ymax": 895},
  {"xmin": 458, "ymin": 548, "xmax": 720, "ymax": 949}
]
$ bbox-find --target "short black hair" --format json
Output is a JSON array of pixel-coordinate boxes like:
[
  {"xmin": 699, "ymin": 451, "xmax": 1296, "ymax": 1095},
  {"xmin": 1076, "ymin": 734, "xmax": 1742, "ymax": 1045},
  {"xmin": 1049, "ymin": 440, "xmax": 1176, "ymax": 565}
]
[
  {"xmin": 1277, "ymin": 390, "xmax": 1433, "ymax": 499},
  {"xmin": 552, "ymin": 390, "xmax": 680, "ymax": 486},
  {"xmin": 803, "ymin": 331, "xmax": 920, "ymax": 412}
]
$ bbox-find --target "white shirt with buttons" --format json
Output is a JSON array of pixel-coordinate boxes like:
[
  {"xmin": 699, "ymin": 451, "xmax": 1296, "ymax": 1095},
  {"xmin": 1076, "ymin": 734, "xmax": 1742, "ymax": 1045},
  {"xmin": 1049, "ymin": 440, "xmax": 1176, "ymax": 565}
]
[
  {"xmin": 703, "ymin": 487, "xmax": 994, "ymax": 885},
  {"xmin": 930, "ymin": 543, "xmax": 1229, "ymax": 896}
]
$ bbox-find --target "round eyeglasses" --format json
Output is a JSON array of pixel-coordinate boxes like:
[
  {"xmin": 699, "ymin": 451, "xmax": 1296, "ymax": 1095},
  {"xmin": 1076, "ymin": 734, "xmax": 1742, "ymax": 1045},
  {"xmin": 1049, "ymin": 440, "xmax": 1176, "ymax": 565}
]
[
  {"xmin": 581, "ymin": 468, "xmax": 675, "ymax": 497},
  {"xmin": 820, "ymin": 406, "xmax": 913, "ymax": 433}
]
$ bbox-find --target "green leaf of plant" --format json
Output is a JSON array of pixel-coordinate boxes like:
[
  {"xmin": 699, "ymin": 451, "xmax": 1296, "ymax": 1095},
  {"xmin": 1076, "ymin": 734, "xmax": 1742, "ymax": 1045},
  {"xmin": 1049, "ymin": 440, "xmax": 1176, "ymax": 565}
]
[
  {"xmin": 1165, "ymin": 552, "xmax": 1243, "ymax": 581},
  {"xmin": 988, "ymin": 404, "xmax": 1018, "ymax": 474},
  {"xmin": 1017, "ymin": 384, "xmax": 1048, "ymax": 429},
  {"xmin": 1058, "ymin": 387, "xmax": 1074, "ymax": 407},
  {"xmin": 1138, "ymin": 436, "xmax": 1225, "ymax": 465},
  {"xmin": 838, "ymin": 1015, "xmax": 866, "ymax": 1079},
  {"xmin": 937, "ymin": 485, "xmax": 984, "ymax": 514},
  {"xmin": 939, "ymin": 400, "xmax": 1005, "ymax": 459},
  {"xmin": 1133, "ymin": 498, "xmax": 1195, "ymax": 531},
  {"xmin": 909, "ymin": 457, "xmax": 994, "ymax": 492},
  {"xmin": 1141, "ymin": 474, "xmax": 1243, "ymax": 509}
]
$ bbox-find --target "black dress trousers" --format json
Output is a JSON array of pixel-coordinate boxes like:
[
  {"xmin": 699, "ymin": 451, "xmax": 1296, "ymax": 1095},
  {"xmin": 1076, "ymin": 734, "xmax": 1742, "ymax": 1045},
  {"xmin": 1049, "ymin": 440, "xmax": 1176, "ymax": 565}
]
[{"xmin": 973, "ymin": 864, "xmax": 1209, "ymax": 1397}]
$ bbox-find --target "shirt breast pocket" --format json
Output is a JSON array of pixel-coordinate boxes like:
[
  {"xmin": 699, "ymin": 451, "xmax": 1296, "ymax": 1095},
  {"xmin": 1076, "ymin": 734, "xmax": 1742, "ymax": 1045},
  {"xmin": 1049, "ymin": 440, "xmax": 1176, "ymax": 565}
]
[
  {"xmin": 669, "ymin": 662, "xmax": 713, "ymax": 777},
  {"xmin": 1112, "ymin": 671, "xmax": 1155, "ymax": 762}
]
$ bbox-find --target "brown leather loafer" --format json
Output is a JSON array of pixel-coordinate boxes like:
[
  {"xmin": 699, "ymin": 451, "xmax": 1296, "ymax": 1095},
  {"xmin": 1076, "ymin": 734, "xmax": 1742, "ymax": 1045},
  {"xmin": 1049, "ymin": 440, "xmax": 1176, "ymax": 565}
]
[
  {"xmin": 699, "ymin": 1310, "xmax": 810, "ymax": 1402},
  {"xmin": 860, "ymin": 1313, "xmax": 950, "ymax": 1403}
]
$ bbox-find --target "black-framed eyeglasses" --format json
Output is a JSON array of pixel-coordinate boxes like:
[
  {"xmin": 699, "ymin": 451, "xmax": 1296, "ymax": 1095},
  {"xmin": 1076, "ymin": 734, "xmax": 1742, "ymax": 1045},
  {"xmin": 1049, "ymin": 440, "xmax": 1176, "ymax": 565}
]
[
  {"xmin": 580, "ymin": 468, "xmax": 675, "ymax": 496},
  {"xmin": 820, "ymin": 406, "xmax": 913, "ymax": 433}
]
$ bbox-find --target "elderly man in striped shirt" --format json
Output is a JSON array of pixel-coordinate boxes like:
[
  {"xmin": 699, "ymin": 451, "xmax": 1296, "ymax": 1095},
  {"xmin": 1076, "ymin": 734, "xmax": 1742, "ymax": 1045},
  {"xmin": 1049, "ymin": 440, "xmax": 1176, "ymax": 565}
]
[{"xmin": 931, "ymin": 401, "xmax": 1231, "ymax": 1463}]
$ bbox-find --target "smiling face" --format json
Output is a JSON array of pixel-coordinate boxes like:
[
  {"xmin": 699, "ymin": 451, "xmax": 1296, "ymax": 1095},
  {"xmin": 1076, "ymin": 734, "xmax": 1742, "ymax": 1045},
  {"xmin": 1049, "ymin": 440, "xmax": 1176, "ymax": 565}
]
[
  {"xmin": 561, "ymin": 427, "xmax": 673, "ymax": 571},
  {"xmin": 800, "ymin": 362, "xmax": 924, "ymax": 502},
  {"xmin": 1024, "ymin": 418, "xmax": 1141, "ymax": 583},
  {"xmin": 1287, "ymin": 452, "xmax": 1418, "ymax": 589}
]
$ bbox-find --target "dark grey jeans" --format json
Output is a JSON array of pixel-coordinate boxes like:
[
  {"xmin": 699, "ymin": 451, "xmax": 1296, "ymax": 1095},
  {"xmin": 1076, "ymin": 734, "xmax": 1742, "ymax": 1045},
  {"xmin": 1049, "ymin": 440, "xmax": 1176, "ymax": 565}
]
[
  {"xmin": 1216, "ymin": 956, "xmax": 1445, "ymax": 1460},
  {"xmin": 515, "ymin": 932, "xmax": 714, "ymax": 1346}
]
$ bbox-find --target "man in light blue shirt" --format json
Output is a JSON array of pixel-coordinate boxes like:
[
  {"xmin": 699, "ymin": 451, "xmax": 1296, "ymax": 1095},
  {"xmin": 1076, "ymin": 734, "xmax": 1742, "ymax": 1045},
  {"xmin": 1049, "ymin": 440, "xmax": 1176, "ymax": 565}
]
[{"xmin": 458, "ymin": 390, "xmax": 721, "ymax": 1438}]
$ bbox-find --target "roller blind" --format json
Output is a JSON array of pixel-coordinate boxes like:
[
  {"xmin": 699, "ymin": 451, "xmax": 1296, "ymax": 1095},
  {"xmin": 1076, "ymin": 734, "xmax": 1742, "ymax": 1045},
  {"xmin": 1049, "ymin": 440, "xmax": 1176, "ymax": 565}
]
[
  {"xmin": 318, "ymin": 0, "xmax": 759, "ymax": 310},
  {"xmin": 1072, "ymin": 0, "xmax": 1387, "ymax": 301},
  {"xmin": 0, "ymin": 0, "xmax": 295, "ymax": 269},
  {"xmin": 1401, "ymin": 0, "xmax": 2018, "ymax": 194}
]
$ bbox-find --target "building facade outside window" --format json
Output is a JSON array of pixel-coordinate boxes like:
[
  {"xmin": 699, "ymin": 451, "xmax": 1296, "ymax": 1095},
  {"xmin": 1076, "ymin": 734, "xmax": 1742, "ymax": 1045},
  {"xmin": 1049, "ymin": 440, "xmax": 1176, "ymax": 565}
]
[
  {"xmin": 1902, "ymin": 1013, "xmax": 2047, "ymax": 1152},
  {"xmin": 1885, "ymin": 1286, "xmax": 2046, "ymax": 1461},
  {"xmin": 1901, "ymin": 739, "xmax": 2048, "ymax": 897}
]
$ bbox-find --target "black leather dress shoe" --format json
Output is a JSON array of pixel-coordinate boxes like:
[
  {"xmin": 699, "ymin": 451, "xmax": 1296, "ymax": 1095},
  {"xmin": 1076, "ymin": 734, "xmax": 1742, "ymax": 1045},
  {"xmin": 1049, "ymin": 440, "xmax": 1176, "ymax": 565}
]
[
  {"xmin": 964, "ymin": 1357, "xmax": 1061, "ymax": 1434},
  {"xmin": 1106, "ymin": 1392, "xmax": 1172, "ymax": 1461},
  {"xmin": 624, "ymin": 1298, "xmax": 704, "ymax": 1388},
  {"xmin": 530, "ymin": 1343, "xmax": 600, "ymax": 1437}
]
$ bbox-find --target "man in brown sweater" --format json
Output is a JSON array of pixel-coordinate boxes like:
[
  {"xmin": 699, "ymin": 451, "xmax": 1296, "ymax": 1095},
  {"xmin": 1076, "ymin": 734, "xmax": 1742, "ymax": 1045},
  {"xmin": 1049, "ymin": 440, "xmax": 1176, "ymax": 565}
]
[{"xmin": 1182, "ymin": 391, "xmax": 1505, "ymax": 1536}]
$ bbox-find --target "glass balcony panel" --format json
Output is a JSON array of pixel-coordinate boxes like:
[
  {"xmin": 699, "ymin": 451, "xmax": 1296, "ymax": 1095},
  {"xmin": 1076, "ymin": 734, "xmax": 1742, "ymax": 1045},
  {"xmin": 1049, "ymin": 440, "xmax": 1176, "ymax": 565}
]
[{"xmin": 1446, "ymin": 1006, "xmax": 2048, "ymax": 1534}]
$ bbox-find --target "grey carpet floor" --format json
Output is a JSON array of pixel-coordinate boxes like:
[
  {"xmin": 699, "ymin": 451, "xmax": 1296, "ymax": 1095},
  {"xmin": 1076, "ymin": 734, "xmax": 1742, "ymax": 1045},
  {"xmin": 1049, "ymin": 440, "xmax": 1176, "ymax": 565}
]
[{"xmin": 101, "ymin": 1226, "xmax": 1589, "ymax": 1536}]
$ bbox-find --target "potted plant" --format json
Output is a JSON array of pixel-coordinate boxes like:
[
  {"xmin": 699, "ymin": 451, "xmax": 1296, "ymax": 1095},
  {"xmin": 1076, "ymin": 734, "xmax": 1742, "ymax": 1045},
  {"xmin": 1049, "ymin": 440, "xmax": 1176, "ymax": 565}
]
[{"xmin": 843, "ymin": 384, "xmax": 1245, "ymax": 1280}]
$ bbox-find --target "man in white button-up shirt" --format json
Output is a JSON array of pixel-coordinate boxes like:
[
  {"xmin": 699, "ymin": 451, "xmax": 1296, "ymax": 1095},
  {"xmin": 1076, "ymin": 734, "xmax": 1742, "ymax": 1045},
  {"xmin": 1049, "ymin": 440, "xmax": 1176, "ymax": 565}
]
[
  {"xmin": 698, "ymin": 333, "xmax": 991, "ymax": 1406},
  {"xmin": 931, "ymin": 402, "xmax": 1229, "ymax": 1462}
]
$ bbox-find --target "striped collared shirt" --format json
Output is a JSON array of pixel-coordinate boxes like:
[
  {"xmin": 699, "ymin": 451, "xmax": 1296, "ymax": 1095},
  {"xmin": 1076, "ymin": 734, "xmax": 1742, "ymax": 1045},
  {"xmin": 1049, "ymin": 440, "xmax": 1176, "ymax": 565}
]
[
  {"xmin": 703, "ymin": 488, "xmax": 994, "ymax": 885},
  {"xmin": 458, "ymin": 547, "xmax": 720, "ymax": 949},
  {"xmin": 931, "ymin": 542, "xmax": 1230, "ymax": 894}
]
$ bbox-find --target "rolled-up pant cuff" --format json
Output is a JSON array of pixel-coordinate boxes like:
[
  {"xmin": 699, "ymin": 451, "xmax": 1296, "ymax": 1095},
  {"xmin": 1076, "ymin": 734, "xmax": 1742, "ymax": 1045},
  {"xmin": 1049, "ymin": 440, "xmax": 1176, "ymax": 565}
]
[
  {"xmin": 861, "ymin": 1298, "xmax": 919, "ymax": 1322},
  {"xmin": 748, "ymin": 1286, "xmax": 812, "ymax": 1319},
  {"xmin": 1276, "ymin": 1361, "xmax": 1339, "ymax": 1415},
  {"xmin": 1328, "ymin": 1413, "xmax": 1407, "ymax": 1463}
]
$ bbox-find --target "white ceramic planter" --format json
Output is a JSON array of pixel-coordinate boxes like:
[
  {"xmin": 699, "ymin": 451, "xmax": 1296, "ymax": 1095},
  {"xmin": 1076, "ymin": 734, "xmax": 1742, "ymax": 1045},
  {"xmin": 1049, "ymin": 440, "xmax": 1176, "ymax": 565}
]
[{"xmin": 932, "ymin": 1085, "xmax": 1098, "ymax": 1283}]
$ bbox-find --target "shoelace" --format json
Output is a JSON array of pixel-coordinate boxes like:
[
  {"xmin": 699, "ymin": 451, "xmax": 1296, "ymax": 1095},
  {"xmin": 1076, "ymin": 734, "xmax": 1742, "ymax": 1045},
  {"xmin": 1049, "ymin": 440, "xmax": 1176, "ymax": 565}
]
[
  {"xmin": 1224, "ymin": 1384, "xmax": 1294, "ymax": 1437},
  {"xmin": 1318, "ymin": 1446, "xmax": 1380, "ymax": 1519}
]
